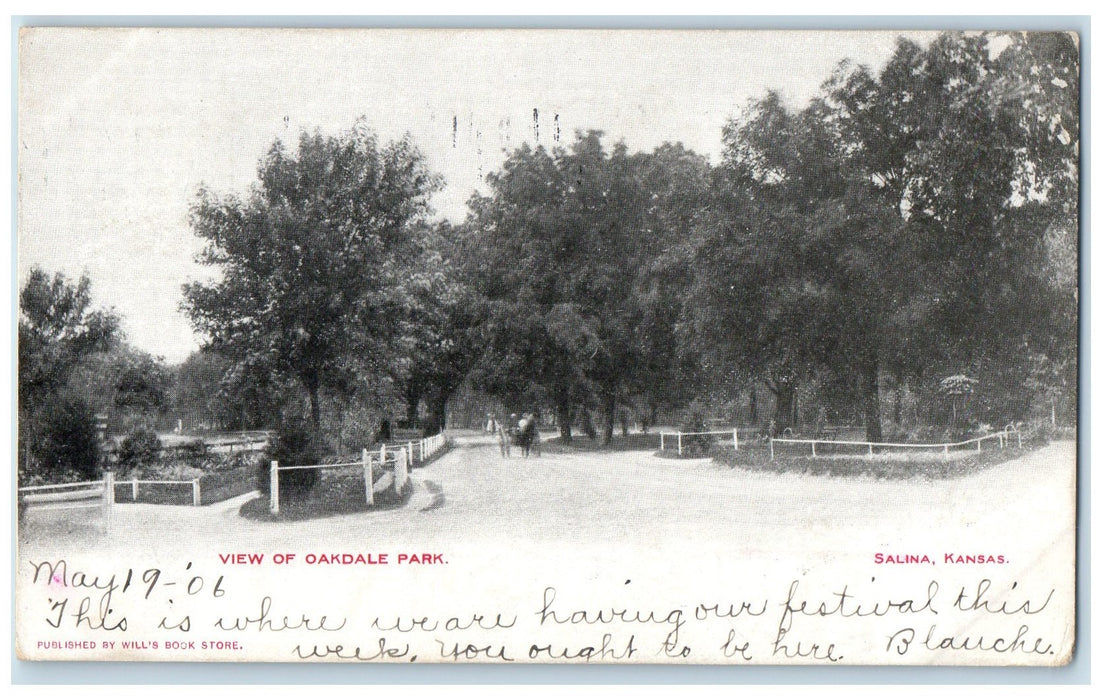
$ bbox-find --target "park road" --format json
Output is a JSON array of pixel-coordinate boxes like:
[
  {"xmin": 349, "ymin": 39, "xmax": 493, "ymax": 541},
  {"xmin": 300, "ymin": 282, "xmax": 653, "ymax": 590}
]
[
  {"xmin": 15, "ymin": 437, "xmax": 1078, "ymax": 666},
  {"xmin": 17, "ymin": 437, "xmax": 1076, "ymax": 564}
]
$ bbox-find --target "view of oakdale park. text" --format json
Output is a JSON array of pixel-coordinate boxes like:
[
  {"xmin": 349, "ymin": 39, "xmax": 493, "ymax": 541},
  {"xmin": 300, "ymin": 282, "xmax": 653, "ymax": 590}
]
[{"xmin": 15, "ymin": 28, "xmax": 1078, "ymax": 665}]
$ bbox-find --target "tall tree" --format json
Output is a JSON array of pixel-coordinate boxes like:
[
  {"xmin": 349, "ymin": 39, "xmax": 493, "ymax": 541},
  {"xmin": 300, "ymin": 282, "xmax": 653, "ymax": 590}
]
[
  {"xmin": 688, "ymin": 93, "xmax": 850, "ymax": 435},
  {"xmin": 693, "ymin": 32, "xmax": 1078, "ymax": 439},
  {"xmin": 18, "ymin": 268, "xmax": 120, "ymax": 479},
  {"xmin": 183, "ymin": 123, "xmax": 442, "ymax": 440},
  {"xmin": 19, "ymin": 267, "xmax": 120, "ymax": 410},
  {"xmin": 462, "ymin": 133, "xmax": 712, "ymax": 443},
  {"xmin": 461, "ymin": 141, "xmax": 587, "ymax": 441},
  {"xmin": 400, "ymin": 221, "xmax": 481, "ymax": 433},
  {"xmin": 67, "ymin": 344, "xmax": 171, "ymax": 428},
  {"xmin": 826, "ymin": 32, "xmax": 1079, "ymax": 430}
]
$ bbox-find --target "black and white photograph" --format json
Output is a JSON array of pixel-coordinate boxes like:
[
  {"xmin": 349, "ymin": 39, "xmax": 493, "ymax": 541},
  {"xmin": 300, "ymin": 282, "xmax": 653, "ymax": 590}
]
[{"xmin": 14, "ymin": 26, "xmax": 1079, "ymax": 666}]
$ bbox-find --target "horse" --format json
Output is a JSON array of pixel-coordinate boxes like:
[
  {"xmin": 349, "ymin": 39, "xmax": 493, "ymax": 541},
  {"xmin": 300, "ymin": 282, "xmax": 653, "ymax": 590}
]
[
  {"xmin": 516, "ymin": 413, "xmax": 541, "ymax": 458},
  {"xmin": 496, "ymin": 413, "xmax": 541, "ymax": 458}
]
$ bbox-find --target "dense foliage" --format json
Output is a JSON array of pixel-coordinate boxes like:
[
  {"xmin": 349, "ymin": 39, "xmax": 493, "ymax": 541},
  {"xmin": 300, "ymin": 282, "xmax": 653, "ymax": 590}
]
[
  {"xmin": 21, "ymin": 32, "xmax": 1078, "ymax": 483},
  {"xmin": 183, "ymin": 122, "xmax": 443, "ymax": 444}
]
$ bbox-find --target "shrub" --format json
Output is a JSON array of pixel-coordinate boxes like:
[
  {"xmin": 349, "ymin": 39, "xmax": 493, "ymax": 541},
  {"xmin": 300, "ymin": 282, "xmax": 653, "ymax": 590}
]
[
  {"xmin": 256, "ymin": 421, "xmax": 322, "ymax": 497},
  {"xmin": 31, "ymin": 393, "xmax": 100, "ymax": 480},
  {"xmin": 171, "ymin": 439, "xmax": 208, "ymax": 466},
  {"xmin": 676, "ymin": 400, "xmax": 714, "ymax": 456},
  {"xmin": 118, "ymin": 427, "xmax": 162, "ymax": 471}
]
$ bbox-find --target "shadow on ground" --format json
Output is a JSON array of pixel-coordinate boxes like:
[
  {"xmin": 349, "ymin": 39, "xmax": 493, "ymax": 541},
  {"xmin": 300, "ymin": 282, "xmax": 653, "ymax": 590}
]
[{"xmin": 419, "ymin": 480, "xmax": 445, "ymax": 512}]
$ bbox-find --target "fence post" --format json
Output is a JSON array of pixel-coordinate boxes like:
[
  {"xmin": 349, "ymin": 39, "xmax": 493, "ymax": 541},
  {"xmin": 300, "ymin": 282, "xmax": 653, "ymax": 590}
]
[
  {"xmin": 104, "ymin": 470, "xmax": 115, "ymax": 507},
  {"xmin": 769, "ymin": 438, "xmax": 774, "ymax": 461},
  {"xmin": 102, "ymin": 470, "xmax": 114, "ymax": 527},
  {"xmin": 132, "ymin": 479, "xmax": 138, "ymax": 502},
  {"xmin": 943, "ymin": 445, "xmax": 949, "ymax": 460},
  {"xmin": 976, "ymin": 439, "xmax": 982, "ymax": 453},
  {"xmin": 363, "ymin": 448, "xmax": 374, "ymax": 507},
  {"xmin": 396, "ymin": 448, "xmax": 408, "ymax": 494},
  {"xmin": 677, "ymin": 432, "xmax": 682, "ymax": 456},
  {"xmin": 270, "ymin": 461, "xmax": 279, "ymax": 514},
  {"xmin": 380, "ymin": 443, "xmax": 387, "ymax": 465},
  {"xmin": 193, "ymin": 479, "xmax": 201, "ymax": 506},
  {"xmin": 408, "ymin": 441, "xmax": 414, "ymax": 467},
  {"xmin": 811, "ymin": 441, "xmax": 817, "ymax": 457},
  {"xmin": 868, "ymin": 443, "xmax": 873, "ymax": 456},
  {"xmin": 733, "ymin": 429, "xmax": 738, "ymax": 451},
  {"xmin": 660, "ymin": 434, "xmax": 665, "ymax": 451}
]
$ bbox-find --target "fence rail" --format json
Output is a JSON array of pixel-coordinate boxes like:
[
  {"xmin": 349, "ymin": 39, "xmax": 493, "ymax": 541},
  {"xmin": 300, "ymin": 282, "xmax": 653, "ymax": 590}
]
[
  {"xmin": 114, "ymin": 478, "xmax": 202, "ymax": 506},
  {"xmin": 23, "ymin": 430, "xmax": 449, "ymax": 516},
  {"xmin": 660, "ymin": 429, "xmax": 739, "ymax": 455},
  {"xmin": 770, "ymin": 426, "xmax": 1022, "ymax": 460},
  {"xmin": 18, "ymin": 473, "xmax": 115, "ymax": 516},
  {"xmin": 268, "ymin": 431, "xmax": 446, "ymax": 514}
]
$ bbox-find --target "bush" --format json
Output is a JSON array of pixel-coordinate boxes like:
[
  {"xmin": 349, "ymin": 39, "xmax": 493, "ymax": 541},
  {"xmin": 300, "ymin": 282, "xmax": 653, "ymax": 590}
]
[
  {"xmin": 257, "ymin": 421, "xmax": 322, "ymax": 497},
  {"xmin": 170, "ymin": 438, "xmax": 208, "ymax": 466},
  {"xmin": 117, "ymin": 427, "xmax": 161, "ymax": 471},
  {"xmin": 30, "ymin": 393, "xmax": 100, "ymax": 480},
  {"xmin": 676, "ymin": 400, "xmax": 714, "ymax": 456}
]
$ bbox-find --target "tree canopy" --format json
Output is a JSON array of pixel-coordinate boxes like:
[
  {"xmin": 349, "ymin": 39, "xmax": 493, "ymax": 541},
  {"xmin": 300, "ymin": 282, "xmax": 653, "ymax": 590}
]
[
  {"xmin": 459, "ymin": 132, "xmax": 713, "ymax": 442},
  {"xmin": 21, "ymin": 31, "xmax": 1075, "ymax": 478},
  {"xmin": 687, "ymin": 32, "xmax": 1078, "ymax": 439},
  {"xmin": 18, "ymin": 268, "xmax": 121, "ymax": 480},
  {"xmin": 183, "ymin": 123, "xmax": 443, "ymax": 439}
]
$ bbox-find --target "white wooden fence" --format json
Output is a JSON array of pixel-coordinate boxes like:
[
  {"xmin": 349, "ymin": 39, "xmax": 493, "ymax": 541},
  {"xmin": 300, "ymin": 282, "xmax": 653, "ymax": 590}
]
[
  {"xmin": 117, "ymin": 478, "xmax": 203, "ymax": 506},
  {"xmin": 417, "ymin": 432, "xmax": 447, "ymax": 462},
  {"xmin": 268, "ymin": 431, "xmax": 447, "ymax": 515},
  {"xmin": 18, "ymin": 473, "xmax": 115, "ymax": 518},
  {"xmin": 769, "ymin": 425, "xmax": 1023, "ymax": 460},
  {"xmin": 660, "ymin": 429, "xmax": 739, "ymax": 455}
]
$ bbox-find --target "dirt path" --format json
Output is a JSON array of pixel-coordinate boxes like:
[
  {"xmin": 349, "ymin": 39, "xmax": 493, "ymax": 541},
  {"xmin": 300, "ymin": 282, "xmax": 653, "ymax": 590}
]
[{"xmin": 18, "ymin": 438, "xmax": 1076, "ymax": 562}]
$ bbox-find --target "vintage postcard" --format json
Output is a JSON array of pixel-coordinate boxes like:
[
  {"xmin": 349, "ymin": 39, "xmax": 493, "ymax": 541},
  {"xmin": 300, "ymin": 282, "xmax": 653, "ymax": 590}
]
[{"xmin": 14, "ymin": 27, "xmax": 1079, "ymax": 666}]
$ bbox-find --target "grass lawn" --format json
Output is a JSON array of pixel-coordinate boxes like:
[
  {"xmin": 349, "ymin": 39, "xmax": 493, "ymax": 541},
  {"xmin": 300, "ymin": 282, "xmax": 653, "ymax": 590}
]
[
  {"xmin": 712, "ymin": 440, "xmax": 1044, "ymax": 479},
  {"xmin": 540, "ymin": 432, "xmax": 664, "ymax": 453},
  {"xmin": 238, "ymin": 464, "xmax": 412, "ymax": 522}
]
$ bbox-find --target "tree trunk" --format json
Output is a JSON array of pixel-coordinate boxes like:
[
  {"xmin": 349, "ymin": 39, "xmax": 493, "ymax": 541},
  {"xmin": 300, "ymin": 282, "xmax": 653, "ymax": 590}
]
[
  {"xmin": 581, "ymin": 406, "xmax": 597, "ymax": 439},
  {"xmin": 863, "ymin": 353, "xmax": 884, "ymax": 443},
  {"xmin": 335, "ymin": 401, "xmax": 344, "ymax": 455},
  {"xmin": 556, "ymin": 388, "xmax": 572, "ymax": 443},
  {"xmin": 303, "ymin": 374, "xmax": 322, "ymax": 439},
  {"xmin": 601, "ymin": 391, "xmax": 616, "ymax": 446},
  {"xmin": 427, "ymin": 392, "xmax": 447, "ymax": 435},
  {"xmin": 771, "ymin": 381, "xmax": 796, "ymax": 436},
  {"xmin": 893, "ymin": 384, "xmax": 903, "ymax": 427},
  {"xmin": 405, "ymin": 381, "xmax": 422, "ymax": 428}
]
